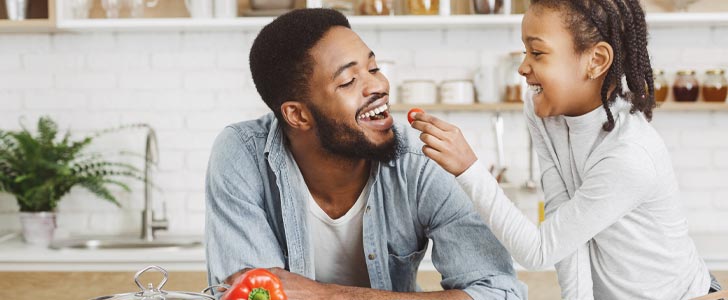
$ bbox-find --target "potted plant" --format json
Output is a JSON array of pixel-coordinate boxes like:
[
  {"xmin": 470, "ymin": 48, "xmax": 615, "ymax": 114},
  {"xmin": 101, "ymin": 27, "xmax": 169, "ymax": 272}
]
[{"xmin": 0, "ymin": 116, "xmax": 143, "ymax": 247}]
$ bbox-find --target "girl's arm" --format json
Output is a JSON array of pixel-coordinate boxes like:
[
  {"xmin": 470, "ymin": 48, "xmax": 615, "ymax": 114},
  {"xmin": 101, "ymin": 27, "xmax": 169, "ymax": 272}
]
[{"xmin": 411, "ymin": 110, "xmax": 595, "ymax": 299}]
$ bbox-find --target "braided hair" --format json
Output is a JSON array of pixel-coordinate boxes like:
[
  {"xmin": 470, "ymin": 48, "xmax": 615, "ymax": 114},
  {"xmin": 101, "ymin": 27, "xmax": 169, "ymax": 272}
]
[{"xmin": 531, "ymin": 0, "xmax": 655, "ymax": 131}]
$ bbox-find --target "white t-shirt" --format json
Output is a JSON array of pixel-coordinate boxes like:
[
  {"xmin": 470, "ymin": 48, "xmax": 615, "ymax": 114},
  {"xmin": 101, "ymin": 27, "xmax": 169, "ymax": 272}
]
[{"xmin": 307, "ymin": 179, "xmax": 372, "ymax": 287}]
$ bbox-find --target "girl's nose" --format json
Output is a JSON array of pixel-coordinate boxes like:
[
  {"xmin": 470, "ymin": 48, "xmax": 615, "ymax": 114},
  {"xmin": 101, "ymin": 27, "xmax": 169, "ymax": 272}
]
[{"xmin": 518, "ymin": 59, "xmax": 530, "ymax": 77}]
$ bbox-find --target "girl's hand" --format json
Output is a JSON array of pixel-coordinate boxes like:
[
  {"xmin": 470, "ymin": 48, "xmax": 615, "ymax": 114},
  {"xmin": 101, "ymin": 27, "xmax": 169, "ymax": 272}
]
[{"xmin": 410, "ymin": 112, "xmax": 477, "ymax": 176}]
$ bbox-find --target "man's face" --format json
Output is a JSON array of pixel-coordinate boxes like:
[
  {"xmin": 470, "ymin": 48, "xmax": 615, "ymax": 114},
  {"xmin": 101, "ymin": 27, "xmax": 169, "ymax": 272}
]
[{"xmin": 306, "ymin": 26, "xmax": 399, "ymax": 162}]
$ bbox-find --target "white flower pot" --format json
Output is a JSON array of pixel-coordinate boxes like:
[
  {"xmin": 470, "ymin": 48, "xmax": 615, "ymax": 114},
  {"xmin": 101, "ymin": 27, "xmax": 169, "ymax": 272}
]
[{"xmin": 19, "ymin": 212, "xmax": 56, "ymax": 247}]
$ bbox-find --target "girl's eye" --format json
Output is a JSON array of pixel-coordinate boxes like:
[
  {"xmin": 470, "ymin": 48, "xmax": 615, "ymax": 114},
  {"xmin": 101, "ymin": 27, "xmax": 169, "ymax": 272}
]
[
  {"xmin": 531, "ymin": 51, "xmax": 543, "ymax": 57},
  {"xmin": 339, "ymin": 78, "xmax": 356, "ymax": 88},
  {"xmin": 369, "ymin": 68, "xmax": 380, "ymax": 74}
]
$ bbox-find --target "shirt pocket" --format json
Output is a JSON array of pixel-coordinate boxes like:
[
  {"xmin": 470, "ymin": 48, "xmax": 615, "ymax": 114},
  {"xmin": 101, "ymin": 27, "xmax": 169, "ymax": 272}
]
[{"xmin": 387, "ymin": 248, "xmax": 427, "ymax": 292}]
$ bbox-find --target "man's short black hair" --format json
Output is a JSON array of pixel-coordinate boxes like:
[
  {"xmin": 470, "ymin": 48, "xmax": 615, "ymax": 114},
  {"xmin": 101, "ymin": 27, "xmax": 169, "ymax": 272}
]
[{"xmin": 249, "ymin": 8, "xmax": 351, "ymax": 124}]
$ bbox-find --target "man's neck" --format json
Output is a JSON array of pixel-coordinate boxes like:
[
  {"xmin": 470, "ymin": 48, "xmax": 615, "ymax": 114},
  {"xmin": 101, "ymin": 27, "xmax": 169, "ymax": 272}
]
[{"xmin": 287, "ymin": 132, "xmax": 370, "ymax": 219}]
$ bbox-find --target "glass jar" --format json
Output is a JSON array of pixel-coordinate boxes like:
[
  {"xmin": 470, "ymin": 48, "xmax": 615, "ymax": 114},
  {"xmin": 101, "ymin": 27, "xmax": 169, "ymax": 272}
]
[
  {"xmin": 407, "ymin": 0, "xmax": 438, "ymax": 15},
  {"xmin": 702, "ymin": 69, "xmax": 727, "ymax": 103},
  {"xmin": 673, "ymin": 70, "xmax": 699, "ymax": 102},
  {"xmin": 511, "ymin": 0, "xmax": 528, "ymax": 14},
  {"xmin": 503, "ymin": 51, "xmax": 525, "ymax": 103},
  {"xmin": 359, "ymin": 0, "xmax": 393, "ymax": 15},
  {"xmin": 322, "ymin": 0, "xmax": 356, "ymax": 15},
  {"xmin": 653, "ymin": 69, "xmax": 668, "ymax": 102},
  {"xmin": 473, "ymin": 0, "xmax": 503, "ymax": 14}
]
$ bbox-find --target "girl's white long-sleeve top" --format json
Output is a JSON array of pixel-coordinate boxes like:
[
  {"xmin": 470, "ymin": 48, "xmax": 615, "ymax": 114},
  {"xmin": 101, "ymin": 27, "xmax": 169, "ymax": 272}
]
[{"xmin": 456, "ymin": 96, "xmax": 710, "ymax": 299}]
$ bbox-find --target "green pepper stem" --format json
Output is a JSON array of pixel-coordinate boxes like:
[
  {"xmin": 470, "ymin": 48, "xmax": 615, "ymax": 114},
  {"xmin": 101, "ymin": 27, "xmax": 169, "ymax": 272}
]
[{"xmin": 249, "ymin": 288, "xmax": 270, "ymax": 300}]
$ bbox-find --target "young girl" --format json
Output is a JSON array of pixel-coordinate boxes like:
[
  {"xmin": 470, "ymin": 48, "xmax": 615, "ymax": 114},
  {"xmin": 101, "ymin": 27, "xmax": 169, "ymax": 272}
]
[{"xmin": 411, "ymin": 0, "xmax": 720, "ymax": 299}]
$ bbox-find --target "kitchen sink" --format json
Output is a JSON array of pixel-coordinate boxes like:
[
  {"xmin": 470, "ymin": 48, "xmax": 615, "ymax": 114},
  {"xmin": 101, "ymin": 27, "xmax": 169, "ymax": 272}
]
[{"xmin": 50, "ymin": 236, "xmax": 202, "ymax": 250}]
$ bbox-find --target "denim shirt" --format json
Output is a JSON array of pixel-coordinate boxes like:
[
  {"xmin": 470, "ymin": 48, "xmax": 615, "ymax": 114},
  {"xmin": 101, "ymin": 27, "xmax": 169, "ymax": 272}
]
[{"xmin": 205, "ymin": 113, "xmax": 527, "ymax": 299}]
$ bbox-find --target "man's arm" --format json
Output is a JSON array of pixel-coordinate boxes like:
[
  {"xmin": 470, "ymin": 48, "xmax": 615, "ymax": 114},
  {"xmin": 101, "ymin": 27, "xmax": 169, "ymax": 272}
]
[
  {"xmin": 225, "ymin": 268, "xmax": 471, "ymax": 300},
  {"xmin": 205, "ymin": 127, "xmax": 286, "ymax": 287},
  {"xmin": 418, "ymin": 159, "xmax": 526, "ymax": 300}
]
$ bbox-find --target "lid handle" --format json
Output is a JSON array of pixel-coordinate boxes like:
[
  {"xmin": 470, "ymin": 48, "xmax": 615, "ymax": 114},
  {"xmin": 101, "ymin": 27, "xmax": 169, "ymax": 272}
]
[
  {"xmin": 134, "ymin": 265, "xmax": 169, "ymax": 292},
  {"xmin": 201, "ymin": 284, "xmax": 230, "ymax": 295}
]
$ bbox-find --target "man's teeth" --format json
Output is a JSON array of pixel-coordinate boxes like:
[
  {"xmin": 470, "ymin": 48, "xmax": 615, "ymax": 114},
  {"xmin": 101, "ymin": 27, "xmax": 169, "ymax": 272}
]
[
  {"xmin": 529, "ymin": 84, "xmax": 543, "ymax": 94},
  {"xmin": 359, "ymin": 103, "xmax": 389, "ymax": 120}
]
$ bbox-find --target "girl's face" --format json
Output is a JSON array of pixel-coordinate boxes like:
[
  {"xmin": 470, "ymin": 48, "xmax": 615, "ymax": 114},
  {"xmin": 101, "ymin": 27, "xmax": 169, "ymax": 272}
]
[{"xmin": 518, "ymin": 6, "xmax": 603, "ymax": 118}]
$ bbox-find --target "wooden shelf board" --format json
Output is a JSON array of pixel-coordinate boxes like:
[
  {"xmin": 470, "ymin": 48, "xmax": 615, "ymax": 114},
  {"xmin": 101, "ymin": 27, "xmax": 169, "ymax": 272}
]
[
  {"xmin": 390, "ymin": 103, "xmax": 524, "ymax": 112},
  {"xmin": 48, "ymin": 12, "xmax": 728, "ymax": 32},
  {"xmin": 390, "ymin": 101, "xmax": 728, "ymax": 112},
  {"xmin": 0, "ymin": 19, "xmax": 54, "ymax": 32}
]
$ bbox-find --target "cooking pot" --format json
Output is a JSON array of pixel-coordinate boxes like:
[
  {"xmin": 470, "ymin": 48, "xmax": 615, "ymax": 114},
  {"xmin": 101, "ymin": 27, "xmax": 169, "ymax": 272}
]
[{"xmin": 90, "ymin": 265, "xmax": 227, "ymax": 300}]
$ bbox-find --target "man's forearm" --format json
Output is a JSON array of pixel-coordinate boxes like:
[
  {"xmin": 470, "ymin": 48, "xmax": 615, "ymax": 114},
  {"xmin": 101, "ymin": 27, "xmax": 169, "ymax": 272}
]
[{"xmin": 330, "ymin": 285, "xmax": 472, "ymax": 300}]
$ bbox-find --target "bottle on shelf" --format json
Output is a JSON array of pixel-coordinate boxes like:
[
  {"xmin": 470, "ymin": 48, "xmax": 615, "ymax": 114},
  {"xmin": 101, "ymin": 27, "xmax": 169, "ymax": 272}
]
[
  {"xmin": 673, "ymin": 69, "xmax": 699, "ymax": 102},
  {"xmin": 407, "ymin": 0, "xmax": 439, "ymax": 15},
  {"xmin": 653, "ymin": 69, "xmax": 668, "ymax": 103},
  {"xmin": 702, "ymin": 69, "xmax": 727, "ymax": 103},
  {"xmin": 502, "ymin": 51, "xmax": 526, "ymax": 103}
]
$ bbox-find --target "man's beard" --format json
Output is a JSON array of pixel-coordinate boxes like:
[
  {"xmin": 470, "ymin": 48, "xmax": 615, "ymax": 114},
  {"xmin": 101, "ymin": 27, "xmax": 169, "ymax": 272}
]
[{"xmin": 307, "ymin": 103, "xmax": 401, "ymax": 163}]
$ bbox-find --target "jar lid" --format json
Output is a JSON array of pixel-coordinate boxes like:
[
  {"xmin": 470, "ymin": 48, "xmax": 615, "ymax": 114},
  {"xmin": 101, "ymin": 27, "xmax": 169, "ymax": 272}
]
[
  {"xmin": 653, "ymin": 69, "xmax": 664, "ymax": 75},
  {"xmin": 706, "ymin": 69, "xmax": 725, "ymax": 75},
  {"xmin": 89, "ymin": 266, "xmax": 221, "ymax": 300},
  {"xmin": 676, "ymin": 70, "xmax": 696, "ymax": 75}
]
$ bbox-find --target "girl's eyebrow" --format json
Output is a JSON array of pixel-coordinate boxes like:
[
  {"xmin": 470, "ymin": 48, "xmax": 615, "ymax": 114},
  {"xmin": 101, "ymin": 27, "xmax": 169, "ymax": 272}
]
[{"xmin": 525, "ymin": 36, "xmax": 545, "ymax": 43}]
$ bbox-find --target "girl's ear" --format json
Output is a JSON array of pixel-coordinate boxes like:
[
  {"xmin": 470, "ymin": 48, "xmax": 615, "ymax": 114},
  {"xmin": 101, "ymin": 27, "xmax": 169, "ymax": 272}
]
[
  {"xmin": 281, "ymin": 101, "xmax": 314, "ymax": 131},
  {"xmin": 588, "ymin": 41, "xmax": 614, "ymax": 80}
]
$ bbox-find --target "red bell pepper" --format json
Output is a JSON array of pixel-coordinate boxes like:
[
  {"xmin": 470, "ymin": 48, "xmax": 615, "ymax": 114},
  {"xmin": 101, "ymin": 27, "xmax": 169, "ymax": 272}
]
[{"xmin": 222, "ymin": 268, "xmax": 287, "ymax": 300}]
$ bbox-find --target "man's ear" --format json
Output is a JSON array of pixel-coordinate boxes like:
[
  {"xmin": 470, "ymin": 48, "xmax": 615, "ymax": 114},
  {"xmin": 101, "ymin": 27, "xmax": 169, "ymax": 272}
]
[
  {"xmin": 588, "ymin": 41, "xmax": 614, "ymax": 80},
  {"xmin": 281, "ymin": 101, "xmax": 313, "ymax": 130}
]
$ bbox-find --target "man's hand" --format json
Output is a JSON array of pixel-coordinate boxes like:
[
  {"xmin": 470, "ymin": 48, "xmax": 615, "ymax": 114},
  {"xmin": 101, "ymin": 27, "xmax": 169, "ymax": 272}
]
[
  {"xmin": 269, "ymin": 268, "xmax": 337, "ymax": 300},
  {"xmin": 220, "ymin": 268, "xmax": 252, "ymax": 292},
  {"xmin": 410, "ymin": 112, "xmax": 478, "ymax": 176}
]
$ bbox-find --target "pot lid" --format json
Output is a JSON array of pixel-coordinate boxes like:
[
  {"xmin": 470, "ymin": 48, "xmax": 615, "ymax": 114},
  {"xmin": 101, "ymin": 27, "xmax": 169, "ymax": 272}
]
[{"xmin": 89, "ymin": 265, "xmax": 222, "ymax": 300}]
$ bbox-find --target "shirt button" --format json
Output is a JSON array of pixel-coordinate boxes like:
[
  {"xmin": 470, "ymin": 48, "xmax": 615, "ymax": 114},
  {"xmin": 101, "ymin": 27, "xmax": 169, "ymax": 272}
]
[
  {"xmin": 365, "ymin": 206, "xmax": 371, "ymax": 213},
  {"xmin": 368, "ymin": 253, "xmax": 376, "ymax": 260}
]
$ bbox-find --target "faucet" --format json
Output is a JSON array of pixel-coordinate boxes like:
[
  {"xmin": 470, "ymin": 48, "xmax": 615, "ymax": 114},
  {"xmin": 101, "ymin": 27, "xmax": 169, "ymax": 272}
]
[{"xmin": 141, "ymin": 127, "xmax": 168, "ymax": 241}]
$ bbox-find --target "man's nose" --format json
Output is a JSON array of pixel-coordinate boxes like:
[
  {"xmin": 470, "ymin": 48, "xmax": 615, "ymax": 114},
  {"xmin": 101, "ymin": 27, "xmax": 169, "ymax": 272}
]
[{"xmin": 363, "ymin": 72, "xmax": 388, "ymax": 97}]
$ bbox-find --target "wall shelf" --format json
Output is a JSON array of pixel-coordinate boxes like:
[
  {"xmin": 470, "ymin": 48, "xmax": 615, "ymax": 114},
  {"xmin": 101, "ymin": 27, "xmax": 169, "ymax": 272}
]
[
  {"xmin": 390, "ymin": 103, "xmax": 523, "ymax": 112},
  {"xmin": 0, "ymin": 0, "xmax": 55, "ymax": 32},
  {"xmin": 34, "ymin": 12, "xmax": 728, "ymax": 32},
  {"xmin": 0, "ymin": 19, "xmax": 55, "ymax": 32},
  {"xmin": 390, "ymin": 101, "xmax": 728, "ymax": 112}
]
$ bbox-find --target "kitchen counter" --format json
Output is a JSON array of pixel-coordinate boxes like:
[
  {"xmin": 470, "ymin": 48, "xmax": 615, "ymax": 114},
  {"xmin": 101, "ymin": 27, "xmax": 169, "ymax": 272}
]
[
  {"xmin": 1, "ymin": 233, "xmax": 727, "ymax": 300},
  {"xmin": 0, "ymin": 235, "xmax": 205, "ymax": 271},
  {"xmin": 1, "ymin": 233, "xmax": 727, "ymax": 271}
]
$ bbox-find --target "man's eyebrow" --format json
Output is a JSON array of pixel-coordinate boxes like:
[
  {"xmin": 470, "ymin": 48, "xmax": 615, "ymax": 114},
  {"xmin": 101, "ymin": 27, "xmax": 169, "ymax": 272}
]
[{"xmin": 332, "ymin": 51, "xmax": 376, "ymax": 80}]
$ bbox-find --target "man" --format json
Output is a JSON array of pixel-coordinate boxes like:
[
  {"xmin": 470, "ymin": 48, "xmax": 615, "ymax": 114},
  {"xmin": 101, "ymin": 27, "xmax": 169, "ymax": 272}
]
[{"xmin": 205, "ymin": 8, "xmax": 526, "ymax": 300}]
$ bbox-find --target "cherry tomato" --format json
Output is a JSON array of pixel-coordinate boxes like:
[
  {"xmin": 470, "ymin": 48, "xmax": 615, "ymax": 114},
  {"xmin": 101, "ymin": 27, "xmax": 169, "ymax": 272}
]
[{"xmin": 407, "ymin": 108, "xmax": 424, "ymax": 124}]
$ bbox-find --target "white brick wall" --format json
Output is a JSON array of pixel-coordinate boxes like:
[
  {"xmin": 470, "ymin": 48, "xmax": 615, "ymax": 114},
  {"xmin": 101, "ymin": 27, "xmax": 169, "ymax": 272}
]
[{"xmin": 1, "ymin": 25, "xmax": 727, "ymax": 237}]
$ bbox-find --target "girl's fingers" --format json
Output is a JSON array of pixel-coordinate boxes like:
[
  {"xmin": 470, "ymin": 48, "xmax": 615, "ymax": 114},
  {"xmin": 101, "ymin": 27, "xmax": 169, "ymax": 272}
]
[
  {"xmin": 411, "ymin": 120, "xmax": 447, "ymax": 139},
  {"xmin": 421, "ymin": 145, "xmax": 444, "ymax": 162},
  {"xmin": 413, "ymin": 112, "xmax": 456, "ymax": 132},
  {"xmin": 419, "ymin": 132, "xmax": 448, "ymax": 152}
]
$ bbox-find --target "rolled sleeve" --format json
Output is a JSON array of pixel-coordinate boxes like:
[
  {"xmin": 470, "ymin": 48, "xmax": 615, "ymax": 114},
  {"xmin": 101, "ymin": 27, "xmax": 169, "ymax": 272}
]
[{"xmin": 416, "ymin": 159, "xmax": 527, "ymax": 299}]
